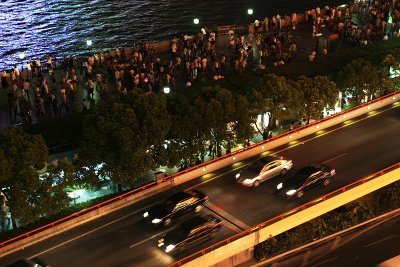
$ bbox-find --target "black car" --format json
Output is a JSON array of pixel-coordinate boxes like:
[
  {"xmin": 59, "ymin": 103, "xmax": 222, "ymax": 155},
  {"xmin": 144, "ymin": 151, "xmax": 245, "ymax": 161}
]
[
  {"xmin": 6, "ymin": 258, "xmax": 50, "ymax": 267},
  {"xmin": 276, "ymin": 164, "xmax": 336, "ymax": 198},
  {"xmin": 143, "ymin": 190, "xmax": 208, "ymax": 226},
  {"xmin": 157, "ymin": 214, "xmax": 223, "ymax": 253}
]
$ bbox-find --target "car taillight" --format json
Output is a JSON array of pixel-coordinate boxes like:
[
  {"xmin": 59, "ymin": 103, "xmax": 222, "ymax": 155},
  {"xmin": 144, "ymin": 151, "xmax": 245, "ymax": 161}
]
[
  {"xmin": 204, "ymin": 196, "xmax": 209, "ymax": 201},
  {"xmin": 330, "ymin": 169, "xmax": 336, "ymax": 175}
]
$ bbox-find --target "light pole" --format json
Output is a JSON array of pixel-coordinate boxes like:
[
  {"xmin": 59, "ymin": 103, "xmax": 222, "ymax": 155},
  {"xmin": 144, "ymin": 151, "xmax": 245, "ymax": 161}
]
[
  {"xmin": 163, "ymin": 86, "xmax": 170, "ymax": 94},
  {"xmin": 18, "ymin": 53, "xmax": 25, "ymax": 71},
  {"xmin": 86, "ymin": 39, "xmax": 93, "ymax": 55}
]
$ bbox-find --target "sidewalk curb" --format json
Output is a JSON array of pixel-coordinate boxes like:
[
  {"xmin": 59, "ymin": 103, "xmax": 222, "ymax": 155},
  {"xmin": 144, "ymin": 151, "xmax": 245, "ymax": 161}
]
[{"xmin": 250, "ymin": 207, "xmax": 400, "ymax": 267}]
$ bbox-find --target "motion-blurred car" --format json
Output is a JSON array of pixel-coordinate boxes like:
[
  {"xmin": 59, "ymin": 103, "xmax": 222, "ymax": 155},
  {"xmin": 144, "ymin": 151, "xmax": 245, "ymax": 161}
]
[
  {"xmin": 143, "ymin": 190, "xmax": 208, "ymax": 226},
  {"xmin": 6, "ymin": 257, "xmax": 50, "ymax": 267},
  {"xmin": 235, "ymin": 155, "xmax": 293, "ymax": 187},
  {"xmin": 157, "ymin": 214, "xmax": 223, "ymax": 253},
  {"xmin": 277, "ymin": 164, "xmax": 336, "ymax": 197}
]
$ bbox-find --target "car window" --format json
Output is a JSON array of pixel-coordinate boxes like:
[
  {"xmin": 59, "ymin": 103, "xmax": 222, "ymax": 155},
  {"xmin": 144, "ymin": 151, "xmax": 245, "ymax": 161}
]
[
  {"xmin": 173, "ymin": 197, "xmax": 197, "ymax": 211},
  {"xmin": 189, "ymin": 222, "xmax": 213, "ymax": 237}
]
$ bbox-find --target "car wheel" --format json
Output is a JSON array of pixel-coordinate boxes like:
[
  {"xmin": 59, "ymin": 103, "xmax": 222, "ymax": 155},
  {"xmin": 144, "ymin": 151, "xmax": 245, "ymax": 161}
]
[
  {"xmin": 280, "ymin": 168, "xmax": 288, "ymax": 175},
  {"xmin": 194, "ymin": 205, "xmax": 202, "ymax": 213},
  {"xmin": 164, "ymin": 218, "xmax": 172, "ymax": 226},
  {"xmin": 296, "ymin": 191, "xmax": 304, "ymax": 198},
  {"xmin": 323, "ymin": 178, "xmax": 331, "ymax": 186},
  {"xmin": 253, "ymin": 180, "xmax": 260, "ymax": 187}
]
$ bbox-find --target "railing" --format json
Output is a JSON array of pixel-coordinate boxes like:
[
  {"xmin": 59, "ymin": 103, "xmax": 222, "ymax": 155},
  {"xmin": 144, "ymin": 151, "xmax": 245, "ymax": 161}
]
[
  {"xmin": 167, "ymin": 162, "xmax": 400, "ymax": 267},
  {"xmin": 0, "ymin": 181, "xmax": 157, "ymax": 247}
]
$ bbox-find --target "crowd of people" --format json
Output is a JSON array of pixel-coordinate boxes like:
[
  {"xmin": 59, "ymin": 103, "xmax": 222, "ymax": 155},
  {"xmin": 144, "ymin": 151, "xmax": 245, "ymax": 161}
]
[{"xmin": 1, "ymin": 0, "xmax": 399, "ymax": 128}]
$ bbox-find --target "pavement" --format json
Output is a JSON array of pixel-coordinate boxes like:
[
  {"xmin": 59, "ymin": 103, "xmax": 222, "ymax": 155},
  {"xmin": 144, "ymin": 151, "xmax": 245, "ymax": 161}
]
[{"xmin": 0, "ymin": 21, "xmax": 336, "ymax": 132}]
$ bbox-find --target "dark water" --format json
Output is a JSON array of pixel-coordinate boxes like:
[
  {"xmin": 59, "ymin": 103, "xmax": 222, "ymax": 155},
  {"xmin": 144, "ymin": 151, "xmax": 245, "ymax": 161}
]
[{"xmin": 0, "ymin": 0, "xmax": 345, "ymax": 70}]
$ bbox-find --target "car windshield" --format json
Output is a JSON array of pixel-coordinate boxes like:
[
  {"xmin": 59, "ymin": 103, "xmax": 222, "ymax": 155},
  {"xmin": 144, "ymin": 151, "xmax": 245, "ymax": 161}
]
[
  {"xmin": 249, "ymin": 160, "xmax": 266, "ymax": 173},
  {"xmin": 161, "ymin": 200, "xmax": 177, "ymax": 212}
]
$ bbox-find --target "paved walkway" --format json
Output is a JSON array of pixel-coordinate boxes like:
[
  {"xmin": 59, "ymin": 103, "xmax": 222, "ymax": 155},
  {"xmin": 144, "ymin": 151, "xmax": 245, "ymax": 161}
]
[{"xmin": 0, "ymin": 21, "xmax": 335, "ymax": 132}]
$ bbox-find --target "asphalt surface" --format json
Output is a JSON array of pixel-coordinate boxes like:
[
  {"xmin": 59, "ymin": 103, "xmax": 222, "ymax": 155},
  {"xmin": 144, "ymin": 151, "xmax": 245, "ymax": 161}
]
[
  {"xmin": 2, "ymin": 103, "xmax": 400, "ymax": 267},
  {"xmin": 261, "ymin": 213, "xmax": 400, "ymax": 267}
]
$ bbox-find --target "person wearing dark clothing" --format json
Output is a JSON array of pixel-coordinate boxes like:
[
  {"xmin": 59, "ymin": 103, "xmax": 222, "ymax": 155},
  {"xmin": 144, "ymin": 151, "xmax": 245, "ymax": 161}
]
[{"xmin": 7, "ymin": 88, "xmax": 17, "ymax": 122}]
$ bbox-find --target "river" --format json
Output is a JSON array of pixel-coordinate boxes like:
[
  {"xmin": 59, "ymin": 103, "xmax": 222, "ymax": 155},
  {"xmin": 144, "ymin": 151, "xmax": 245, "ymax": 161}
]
[{"xmin": 0, "ymin": 0, "xmax": 345, "ymax": 70}]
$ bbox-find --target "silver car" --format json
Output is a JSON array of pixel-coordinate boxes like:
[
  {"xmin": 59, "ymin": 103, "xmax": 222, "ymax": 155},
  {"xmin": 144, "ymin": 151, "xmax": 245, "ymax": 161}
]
[{"xmin": 236, "ymin": 155, "xmax": 293, "ymax": 187}]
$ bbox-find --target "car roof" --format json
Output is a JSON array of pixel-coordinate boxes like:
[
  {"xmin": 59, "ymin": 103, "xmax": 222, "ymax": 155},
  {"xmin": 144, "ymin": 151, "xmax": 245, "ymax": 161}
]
[
  {"xmin": 165, "ymin": 191, "xmax": 190, "ymax": 203},
  {"xmin": 258, "ymin": 155, "xmax": 281, "ymax": 164},
  {"xmin": 247, "ymin": 156, "xmax": 281, "ymax": 173}
]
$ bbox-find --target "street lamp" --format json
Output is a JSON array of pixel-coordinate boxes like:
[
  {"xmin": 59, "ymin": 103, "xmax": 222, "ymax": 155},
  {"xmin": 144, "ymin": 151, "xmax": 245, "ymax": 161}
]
[
  {"xmin": 19, "ymin": 53, "xmax": 25, "ymax": 60},
  {"xmin": 86, "ymin": 39, "xmax": 93, "ymax": 47},
  {"xmin": 247, "ymin": 8, "xmax": 254, "ymax": 15},
  {"xmin": 163, "ymin": 86, "xmax": 170, "ymax": 94},
  {"xmin": 193, "ymin": 18, "xmax": 199, "ymax": 25}
]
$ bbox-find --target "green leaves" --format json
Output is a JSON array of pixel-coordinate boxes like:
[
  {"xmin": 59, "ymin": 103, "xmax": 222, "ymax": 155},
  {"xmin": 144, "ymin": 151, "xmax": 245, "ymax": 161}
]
[
  {"xmin": 79, "ymin": 92, "xmax": 171, "ymax": 186},
  {"xmin": 0, "ymin": 128, "xmax": 74, "ymax": 226},
  {"xmin": 297, "ymin": 76, "xmax": 339, "ymax": 122},
  {"xmin": 338, "ymin": 58, "xmax": 381, "ymax": 103}
]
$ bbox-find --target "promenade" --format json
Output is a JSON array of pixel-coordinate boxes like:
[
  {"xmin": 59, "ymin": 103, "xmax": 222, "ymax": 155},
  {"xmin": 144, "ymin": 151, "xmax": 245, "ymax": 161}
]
[{"xmin": 1, "ymin": 26, "xmax": 329, "ymax": 128}]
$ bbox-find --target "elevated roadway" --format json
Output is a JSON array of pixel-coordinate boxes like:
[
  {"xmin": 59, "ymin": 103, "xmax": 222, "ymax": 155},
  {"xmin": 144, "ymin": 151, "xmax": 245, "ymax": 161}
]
[{"xmin": 2, "ymin": 103, "xmax": 400, "ymax": 267}]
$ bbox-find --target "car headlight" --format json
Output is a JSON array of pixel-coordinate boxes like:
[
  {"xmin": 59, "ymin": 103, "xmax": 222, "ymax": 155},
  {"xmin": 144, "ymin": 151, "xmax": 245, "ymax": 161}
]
[
  {"xmin": 158, "ymin": 238, "xmax": 165, "ymax": 247},
  {"xmin": 165, "ymin": 244, "xmax": 176, "ymax": 253},
  {"xmin": 242, "ymin": 179, "xmax": 253, "ymax": 185},
  {"xmin": 235, "ymin": 173, "xmax": 241, "ymax": 179},
  {"xmin": 143, "ymin": 212, "xmax": 149, "ymax": 218},
  {"xmin": 277, "ymin": 183, "xmax": 283, "ymax": 190},
  {"xmin": 152, "ymin": 218, "xmax": 162, "ymax": 224},
  {"xmin": 286, "ymin": 189, "xmax": 296, "ymax": 196}
]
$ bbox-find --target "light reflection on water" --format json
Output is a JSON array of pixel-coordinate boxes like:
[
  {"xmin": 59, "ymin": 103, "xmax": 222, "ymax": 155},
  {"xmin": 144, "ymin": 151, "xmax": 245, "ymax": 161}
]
[{"xmin": 0, "ymin": 0, "xmax": 344, "ymax": 70}]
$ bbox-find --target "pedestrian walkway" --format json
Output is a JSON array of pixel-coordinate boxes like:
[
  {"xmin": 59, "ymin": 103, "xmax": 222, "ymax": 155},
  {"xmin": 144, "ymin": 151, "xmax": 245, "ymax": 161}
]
[{"xmin": 0, "ymin": 20, "xmax": 336, "ymax": 132}]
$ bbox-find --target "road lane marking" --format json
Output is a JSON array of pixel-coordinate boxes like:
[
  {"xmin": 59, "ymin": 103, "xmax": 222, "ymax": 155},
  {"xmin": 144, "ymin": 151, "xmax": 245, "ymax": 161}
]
[
  {"xmin": 129, "ymin": 230, "xmax": 175, "ymax": 249},
  {"xmin": 309, "ymin": 256, "xmax": 338, "ymax": 267},
  {"xmin": 363, "ymin": 234, "xmax": 397, "ymax": 248},
  {"xmin": 323, "ymin": 153, "xmax": 348, "ymax": 164},
  {"xmin": 186, "ymin": 104, "xmax": 398, "ymax": 190},
  {"xmin": 29, "ymin": 205, "xmax": 154, "ymax": 259},
  {"xmin": 205, "ymin": 201, "xmax": 250, "ymax": 231}
]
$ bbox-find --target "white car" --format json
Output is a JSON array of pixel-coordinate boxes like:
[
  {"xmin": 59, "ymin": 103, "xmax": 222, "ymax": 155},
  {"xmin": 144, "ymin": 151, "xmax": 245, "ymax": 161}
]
[{"xmin": 236, "ymin": 155, "xmax": 293, "ymax": 187}]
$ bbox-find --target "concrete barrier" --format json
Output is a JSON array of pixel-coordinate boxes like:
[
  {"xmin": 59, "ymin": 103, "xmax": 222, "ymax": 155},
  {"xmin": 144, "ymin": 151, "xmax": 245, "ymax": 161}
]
[{"xmin": 180, "ymin": 167, "xmax": 400, "ymax": 267}]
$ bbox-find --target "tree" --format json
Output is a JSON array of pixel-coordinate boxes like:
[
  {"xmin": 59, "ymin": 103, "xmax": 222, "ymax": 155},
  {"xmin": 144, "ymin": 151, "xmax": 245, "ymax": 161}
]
[
  {"xmin": 79, "ymin": 91, "xmax": 171, "ymax": 190},
  {"xmin": 381, "ymin": 49, "xmax": 400, "ymax": 94},
  {"xmin": 249, "ymin": 73, "xmax": 301, "ymax": 134},
  {"xmin": 297, "ymin": 75, "xmax": 339, "ymax": 123},
  {"xmin": 338, "ymin": 58, "xmax": 382, "ymax": 103},
  {"xmin": 0, "ymin": 128, "xmax": 73, "ymax": 227},
  {"xmin": 194, "ymin": 86, "xmax": 237, "ymax": 156},
  {"xmin": 232, "ymin": 95, "xmax": 254, "ymax": 146},
  {"xmin": 165, "ymin": 95, "xmax": 207, "ymax": 168}
]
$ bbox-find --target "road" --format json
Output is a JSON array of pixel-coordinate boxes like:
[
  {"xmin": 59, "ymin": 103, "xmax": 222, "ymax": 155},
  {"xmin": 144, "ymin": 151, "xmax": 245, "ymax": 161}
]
[
  {"xmin": 260, "ymin": 212, "xmax": 400, "ymax": 267},
  {"xmin": 2, "ymin": 103, "xmax": 400, "ymax": 267}
]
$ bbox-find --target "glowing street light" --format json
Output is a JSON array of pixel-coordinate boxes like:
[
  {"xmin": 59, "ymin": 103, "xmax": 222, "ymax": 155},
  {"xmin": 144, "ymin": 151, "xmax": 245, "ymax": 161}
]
[
  {"xmin": 86, "ymin": 39, "xmax": 93, "ymax": 47},
  {"xmin": 163, "ymin": 86, "xmax": 171, "ymax": 94},
  {"xmin": 193, "ymin": 18, "xmax": 200, "ymax": 25},
  {"xmin": 19, "ymin": 53, "xmax": 25, "ymax": 60},
  {"xmin": 247, "ymin": 8, "xmax": 254, "ymax": 15}
]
